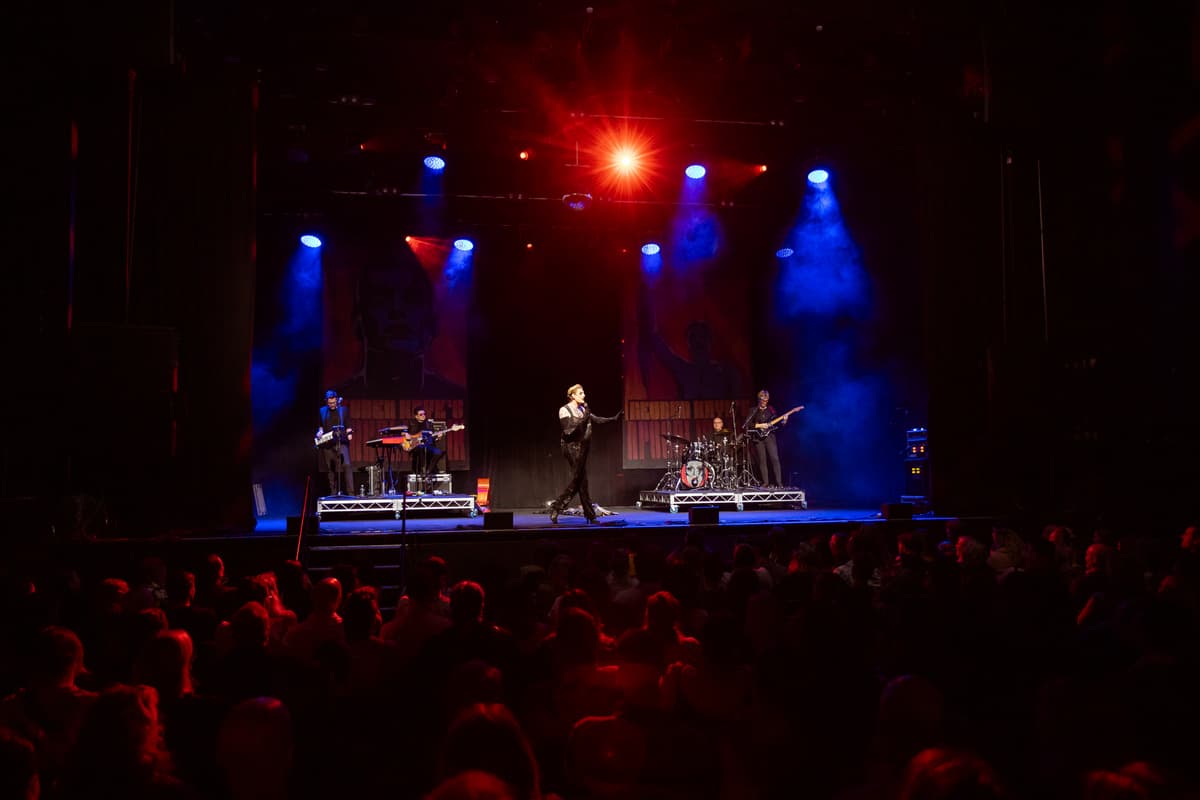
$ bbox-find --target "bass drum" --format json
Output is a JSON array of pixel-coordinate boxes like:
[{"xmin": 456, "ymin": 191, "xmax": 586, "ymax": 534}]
[{"xmin": 680, "ymin": 459, "xmax": 712, "ymax": 489}]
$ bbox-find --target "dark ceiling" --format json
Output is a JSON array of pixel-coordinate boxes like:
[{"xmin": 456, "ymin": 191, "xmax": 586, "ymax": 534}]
[{"xmin": 162, "ymin": 0, "xmax": 991, "ymax": 217}]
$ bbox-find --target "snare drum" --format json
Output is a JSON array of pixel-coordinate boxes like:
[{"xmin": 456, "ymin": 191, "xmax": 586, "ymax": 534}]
[{"xmin": 680, "ymin": 459, "xmax": 712, "ymax": 489}]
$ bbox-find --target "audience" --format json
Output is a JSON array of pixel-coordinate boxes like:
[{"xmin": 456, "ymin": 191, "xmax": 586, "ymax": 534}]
[{"xmin": 1, "ymin": 518, "xmax": 1197, "ymax": 799}]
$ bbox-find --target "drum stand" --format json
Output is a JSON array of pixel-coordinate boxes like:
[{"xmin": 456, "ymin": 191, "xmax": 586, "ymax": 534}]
[
  {"xmin": 655, "ymin": 441, "xmax": 686, "ymax": 491},
  {"xmin": 732, "ymin": 437, "xmax": 759, "ymax": 489}
]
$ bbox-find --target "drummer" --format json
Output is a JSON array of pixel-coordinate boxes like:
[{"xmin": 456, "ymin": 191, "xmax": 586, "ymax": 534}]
[{"xmin": 710, "ymin": 415, "xmax": 734, "ymax": 443}]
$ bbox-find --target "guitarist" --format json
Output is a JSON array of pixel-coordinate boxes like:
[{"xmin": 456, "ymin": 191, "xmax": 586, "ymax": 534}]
[
  {"xmin": 316, "ymin": 390, "xmax": 354, "ymax": 496},
  {"xmin": 743, "ymin": 389, "xmax": 786, "ymax": 488},
  {"xmin": 408, "ymin": 406, "xmax": 447, "ymax": 478}
]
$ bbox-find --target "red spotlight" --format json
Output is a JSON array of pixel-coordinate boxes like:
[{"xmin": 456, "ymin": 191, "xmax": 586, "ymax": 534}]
[
  {"xmin": 404, "ymin": 235, "xmax": 413, "ymax": 243},
  {"xmin": 359, "ymin": 143, "xmax": 366, "ymax": 151},
  {"xmin": 525, "ymin": 242, "xmax": 534, "ymax": 250},
  {"xmin": 612, "ymin": 147, "xmax": 640, "ymax": 173},
  {"xmin": 518, "ymin": 149, "xmax": 531, "ymax": 161},
  {"xmin": 757, "ymin": 164, "xmax": 768, "ymax": 174}
]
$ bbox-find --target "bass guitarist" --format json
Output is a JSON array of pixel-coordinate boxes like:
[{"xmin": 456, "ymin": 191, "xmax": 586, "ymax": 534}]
[
  {"xmin": 408, "ymin": 406, "xmax": 447, "ymax": 478},
  {"xmin": 316, "ymin": 390, "xmax": 354, "ymax": 496},
  {"xmin": 742, "ymin": 389, "xmax": 803, "ymax": 488}
]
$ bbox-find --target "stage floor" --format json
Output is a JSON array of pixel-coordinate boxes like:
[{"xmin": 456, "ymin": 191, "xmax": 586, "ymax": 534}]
[{"xmin": 255, "ymin": 505, "xmax": 952, "ymax": 537}]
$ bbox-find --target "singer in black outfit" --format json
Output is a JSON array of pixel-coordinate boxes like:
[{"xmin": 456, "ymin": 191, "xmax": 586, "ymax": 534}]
[
  {"xmin": 550, "ymin": 384, "xmax": 622, "ymax": 524},
  {"xmin": 743, "ymin": 389, "xmax": 785, "ymax": 488},
  {"xmin": 316, "ymin": 390, "xmax": 354, "ymax": 495}
]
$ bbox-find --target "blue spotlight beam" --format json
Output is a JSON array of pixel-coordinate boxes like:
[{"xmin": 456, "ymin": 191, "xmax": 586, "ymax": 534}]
[{"xmin": 300, "ymin": 234, "xmax": 322, "ymax": 248}]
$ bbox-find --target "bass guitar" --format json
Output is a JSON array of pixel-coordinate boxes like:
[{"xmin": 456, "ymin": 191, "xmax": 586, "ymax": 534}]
[
  {"xmin": 401, "ymin": 424, "xmax": 465, "ymax": 453},
  {"xmin": 749, "ymin": 405, "xmax": 804, "ymax": 439}
]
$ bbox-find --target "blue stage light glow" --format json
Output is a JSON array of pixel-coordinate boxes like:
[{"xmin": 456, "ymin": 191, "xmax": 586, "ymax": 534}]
[
  {"xmin": 453, "ymin": 238, "xmax": 474, "ymax": 252},
  {"xmin": 684, "ymin": 164, "xmax": 707, "ymax": 179},
  {"xmin": 807, "ymin": 168, "xmax": 830, "ymax": 185},
  {"xmin": 424, "ymin": 155, "xmax": 446, "ymax": 171},
  {"xmin": 776, "ymin": 247, "xmax": 794, "ymax": 258},
  {"xmin": 299, "ymin": 234, "xmax": 322, "ymax": 248},
  {"xmin": 641, "ymin": 242, "xmax": 661, "ymax": 256}
]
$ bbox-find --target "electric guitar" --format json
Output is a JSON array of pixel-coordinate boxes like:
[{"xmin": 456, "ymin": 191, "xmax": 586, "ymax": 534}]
[
  {"xmin": 314, "ymin": 427, "xmax": 353, "ymax": 448},
  {"xmin": 401, "ymin": 424, "xmax": 465, "ymax": 453},
  {"xmin": 749, "ymin": 405, "xmax": 804, "ymax": 439}
]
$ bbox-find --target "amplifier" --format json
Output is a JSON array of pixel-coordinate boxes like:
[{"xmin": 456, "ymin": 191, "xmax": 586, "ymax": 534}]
[{"xmin": 408, "ymin": 472, "xmax": 452, "ymax": 494}]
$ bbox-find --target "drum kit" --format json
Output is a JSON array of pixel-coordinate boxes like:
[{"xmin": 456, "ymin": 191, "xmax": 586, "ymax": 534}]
[{"xmin": 654, "ymin": 431, "xmax": 759, "ymax": 491}]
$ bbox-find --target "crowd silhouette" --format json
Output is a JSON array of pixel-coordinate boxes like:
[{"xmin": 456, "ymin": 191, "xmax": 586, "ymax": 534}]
[{"xmin": 1, "ymin": 521, "xmax": 1198, "ymax": 799}]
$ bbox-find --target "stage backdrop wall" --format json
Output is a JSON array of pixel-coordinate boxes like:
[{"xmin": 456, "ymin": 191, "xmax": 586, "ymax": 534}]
[
  {"xmin": 621, "ymin": 252, "xmax": 752, "ymax": 469},
  {"xmin": 321, "ymin": 228, "xmax": 470, "ymax": 470}
]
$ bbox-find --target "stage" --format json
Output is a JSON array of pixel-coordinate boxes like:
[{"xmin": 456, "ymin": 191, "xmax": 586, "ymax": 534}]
[{"xmin": 264, "ymin": 501, "xmax": 950, "ymax": 539}]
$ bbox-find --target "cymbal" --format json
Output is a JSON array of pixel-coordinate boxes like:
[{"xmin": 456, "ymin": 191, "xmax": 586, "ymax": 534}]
[{"xmin": 660, "ymin": 433, "xmax": 690, "ymax": 445}]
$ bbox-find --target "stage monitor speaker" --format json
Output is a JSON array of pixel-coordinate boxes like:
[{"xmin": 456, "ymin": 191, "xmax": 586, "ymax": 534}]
[
  {"xmin": 483, "ymin": 511, "xmax": 513, "ymax": 530},
  {"xmin": 881, "ymin": 502, "xmax": 914, "ymax": 520},
  {"xmin": 688, "ymin": 506, "xmax": 720, "ymax": 525},
  {"xmin": 286, "ymin": 515, "xmax": 319, "ymax": 536}
]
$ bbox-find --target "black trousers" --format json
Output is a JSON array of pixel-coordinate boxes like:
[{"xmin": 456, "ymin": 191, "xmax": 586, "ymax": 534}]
[
  {"xmin": 410, "ymin": 444, "xmax": 445, "ymax": 475},
  {"xmin": 321, "ymin": 444, "xmax": 354, "ymax": 495},
  {"xmin": 552, "ymin": 441, "xmax": 595, "ymax": 519},
  {"xmin": 750, "ymin": 434, "xmax": 783, "ymax": 487}
]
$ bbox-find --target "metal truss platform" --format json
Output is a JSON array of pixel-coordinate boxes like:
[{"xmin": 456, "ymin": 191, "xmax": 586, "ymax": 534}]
[
  {"xmin": 316, "ymin": 494, "xmax": 478, "ymax": 519},
  {"xmin": 637, "ymin": 487, "xmax": 807, "ymax": 513}
]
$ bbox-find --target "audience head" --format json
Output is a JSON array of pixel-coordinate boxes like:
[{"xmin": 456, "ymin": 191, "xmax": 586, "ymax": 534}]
[
  {"xmin": 450, "ymin": 581, "xmax": 486, "ymax": 626},
  {"xmin": 1181, "ymin": 526, "xmax": 1199, "ymax": 554},
  {"xmin": 554, "ymin": 607, "xmax": 600, "ymax": 668},
  {"xmin": 342, "ymin": 587, "xmax": 382, "ymax": 641},
  {"xmin": 1085, "ymin": 543, "xmax": 1115, "ymax": 575},
  {"xmin": 216, "ymin": 697, "xmax": 293, "ymax": 800},
  {"xmin": 645, "ymin": 590, "xmax": 681, "ymax": 634},
  {"xmin": 166, "ymin": 570, "xmax": 196, "ymax": 606},
  {"xmin": 230, "ymin": 601, "xmax": 271, "ymax": 650},
  {"xmin": 31, "ymin": 625, "xmax": 85, "ymax": 687},
  {"xmin": 683, "ymin": 529, "xmax": 706, "ymax": 551},
  {"xmin": 424, "ymin": 555, "xmax": 450, "ymax": 587},
  {"xmin": 732, "ymin": 543, "xmax": 758, "ymax": 570},
  {"xmin": 312, "ymin": 577, "xmax": 343, "ymax": 616},
  {"xmin": 899, "ymin": 748, "xmax": 1006, "ymax": 800},
  {"xmin": 97, "ymin": 578, "xmax": 129, "ymax": 612},
  {"xmin": 407, "ymin": 562, "xmax": 442, "ymax": 606},
  {"xmin": 0, "ymin": 729, "xmax": 38, "ymax": 800},
  {"xmin": 71, "ymin": 684, "xmax": 170, "ymax": 786},
  {"xmin": 426, "ymin": 770, "xmax": 517, "ymax": 800},
  {"xmin": 201, "ymin": 554, "xmax": 225, "ymax": 585},
  {"xmin": 134, "ymin": 629, "xmax": 194, "ymax": 700},
  {"xmin": 276, "ymin": 560, "xmax": 312, "ymax": 613},
  {"xmin": 1083, "ymin": 762, "xmax": 1167, "ymax": 800},
  {"xmin": 440, "ymin": 703, "xmax": 540, "ymax": 800},
  {"xmin": 956, "ymin": 536, "xmax": 988, "ymax": 568}
]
